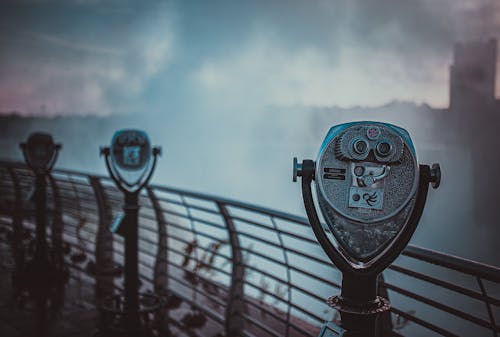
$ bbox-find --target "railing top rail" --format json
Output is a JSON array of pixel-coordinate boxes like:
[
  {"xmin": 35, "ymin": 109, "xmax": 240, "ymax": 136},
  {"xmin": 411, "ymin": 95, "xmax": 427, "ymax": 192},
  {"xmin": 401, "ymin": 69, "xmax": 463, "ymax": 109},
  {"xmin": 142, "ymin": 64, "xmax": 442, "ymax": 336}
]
[
  {"xmin": 150, "ymin": 183, "xmax": 310, "ymax": 226},
  {"xmin": 402, "ymin": 245, "xmax": 500, "ymax": 283},
  {"xmin": 0, "ymin": 160, "xmax": 107, "ymax": 179}
]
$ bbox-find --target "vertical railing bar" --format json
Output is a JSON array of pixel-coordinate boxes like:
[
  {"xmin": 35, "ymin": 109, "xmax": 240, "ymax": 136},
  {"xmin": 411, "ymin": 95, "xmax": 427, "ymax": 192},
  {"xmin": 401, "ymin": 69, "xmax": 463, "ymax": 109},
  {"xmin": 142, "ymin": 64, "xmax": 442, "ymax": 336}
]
[
  {"xmin": 270, "ymin": 216, "xmax": 292, "ymax": 337},
  {"xmin": 89, "ymin": 176, "xmax": 115, "ymax": 300},
  {"xmin": 146, "ymin": 187, "xmax": 169, "ymax": 326},
  {"xmin": 47, "ymin": 173, "xmax": 64, "ymax": 265},
  {"xmin": 66, "ymin": 174, "xmax": 88, "ymax": 258},
  {"xmin": 146, "ymin": 187, "xmax": 169, "ymax": 291},
  {"xmin": 67, "ymin": 174, "xmax": 83, "ymax": 221},
  {"xmin": 7, "ymin": 166, "xmax": 24, "ymax": 267},
  {"xmin": 217, "ymin": 202, "xmax": 245, "ymax": 337},
  {"xmin": 180, "ymin": 194, "xmax": 200, "ymax": 305},
  {"xmin": 69, "ymin": 173, "xmax": 86, "ymax": 306},
  {"xmin": 68, "ymin": 174, "xmax": 93, "ymax": 259},
  {"xmin": 477, "ymin": 276, "xmax": 498, "ymax": 337}
]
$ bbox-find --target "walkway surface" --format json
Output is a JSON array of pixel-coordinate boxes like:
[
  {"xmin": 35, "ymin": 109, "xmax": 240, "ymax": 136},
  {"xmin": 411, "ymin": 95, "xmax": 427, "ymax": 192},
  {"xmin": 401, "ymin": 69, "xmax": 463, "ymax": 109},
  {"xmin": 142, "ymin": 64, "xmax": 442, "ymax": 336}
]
[
  {"xmin": 0, "ymin": 240, "xmax": 99, "ymax": 337},
  {"xmin": 0, "ymin": 237, "xmax": 319, "ymax": 337}
]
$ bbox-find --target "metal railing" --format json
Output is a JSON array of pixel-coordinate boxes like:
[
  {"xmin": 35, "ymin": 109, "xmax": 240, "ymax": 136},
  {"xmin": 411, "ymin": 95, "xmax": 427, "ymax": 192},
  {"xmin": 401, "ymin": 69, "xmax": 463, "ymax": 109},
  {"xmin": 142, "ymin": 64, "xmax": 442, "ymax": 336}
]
[{"xmin": 0, "ymin": 160, "xmax": 499, "ymax": 337}]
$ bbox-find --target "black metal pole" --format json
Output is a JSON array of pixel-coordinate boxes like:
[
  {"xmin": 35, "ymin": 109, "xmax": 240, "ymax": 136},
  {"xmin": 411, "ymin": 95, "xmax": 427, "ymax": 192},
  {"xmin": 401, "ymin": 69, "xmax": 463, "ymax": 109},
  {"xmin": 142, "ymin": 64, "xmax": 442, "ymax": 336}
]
[
  {"xmin": 34, "ymin": 172, "xmax": 49, "ymax": 337},
  {"xmin": 35, "ymin": 173, "xmax": 48, "ymax": 266},
  {"xmin": 123, "ymin": 191, "xmax": 140, "ymax": 331},
  {"xmin": 339, "ymin": 273, "xmax": 379, "ymax": 337},
  {"xmin": 36, "ymin": 291, "xmax": 48, "ymax": 337}
]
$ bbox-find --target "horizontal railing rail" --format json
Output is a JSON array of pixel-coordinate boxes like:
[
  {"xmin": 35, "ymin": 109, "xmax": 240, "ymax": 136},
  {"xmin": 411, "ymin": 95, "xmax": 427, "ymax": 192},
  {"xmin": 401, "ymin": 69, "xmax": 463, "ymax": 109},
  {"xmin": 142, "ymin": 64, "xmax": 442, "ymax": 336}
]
[{"xmin": 0, "ymin": 160, "xmax": 499, "ymax": 337}]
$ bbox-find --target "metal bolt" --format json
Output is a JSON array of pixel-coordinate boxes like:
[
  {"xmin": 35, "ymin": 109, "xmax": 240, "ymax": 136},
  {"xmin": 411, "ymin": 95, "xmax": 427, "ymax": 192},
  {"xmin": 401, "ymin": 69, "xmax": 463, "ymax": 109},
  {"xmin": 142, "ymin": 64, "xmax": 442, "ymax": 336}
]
[
  {"xmin": 293, "ymin": 157, "xmax": 303, "ymax": 182},
  {"xmin": 100, "ymin": 146, "xmax": 110, "ymax": 156},
  {"xmin": 430, "ymin": 163, "xmax": 441, "ymax": 189},
  {"xmin": 153, "ymin": 146, "xmax": 162, "ymax": 156}
]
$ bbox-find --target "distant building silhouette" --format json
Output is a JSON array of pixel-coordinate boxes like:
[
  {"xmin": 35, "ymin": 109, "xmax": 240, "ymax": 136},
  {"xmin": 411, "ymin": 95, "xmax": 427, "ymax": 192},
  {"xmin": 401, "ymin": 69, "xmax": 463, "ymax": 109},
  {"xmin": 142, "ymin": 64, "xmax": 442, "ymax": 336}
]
[
  {"xmin": 450, "ymin": 38, "xmax": 497, "ymax": 109},
  {"xmin": 448, "ymin": 38, "xmax": 499, "ymax": 225}
]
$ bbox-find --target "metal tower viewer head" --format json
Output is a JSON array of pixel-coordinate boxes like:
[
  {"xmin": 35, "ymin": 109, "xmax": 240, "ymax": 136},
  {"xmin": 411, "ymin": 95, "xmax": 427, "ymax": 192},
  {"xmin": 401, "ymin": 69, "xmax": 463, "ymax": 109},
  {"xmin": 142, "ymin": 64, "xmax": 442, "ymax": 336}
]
[
  {"xmin": 294, "ymin": 121, "xmax": 440, "ymax": 274},
  {"xmin": 101, "ymin": 129, "xmax": 161, "ymax": 193},
  {"xmin": 20, "ymin": 132, "xmax": 61, "ymax": 173}
]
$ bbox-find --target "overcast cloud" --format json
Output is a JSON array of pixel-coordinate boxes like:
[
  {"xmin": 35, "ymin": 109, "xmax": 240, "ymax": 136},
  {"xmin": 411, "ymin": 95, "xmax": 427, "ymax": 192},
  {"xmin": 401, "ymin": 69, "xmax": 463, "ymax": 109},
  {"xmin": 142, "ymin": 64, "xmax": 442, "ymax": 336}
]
[{"xmin": 0, "ymin": 0, "xmax": 499, "ymax": 117}]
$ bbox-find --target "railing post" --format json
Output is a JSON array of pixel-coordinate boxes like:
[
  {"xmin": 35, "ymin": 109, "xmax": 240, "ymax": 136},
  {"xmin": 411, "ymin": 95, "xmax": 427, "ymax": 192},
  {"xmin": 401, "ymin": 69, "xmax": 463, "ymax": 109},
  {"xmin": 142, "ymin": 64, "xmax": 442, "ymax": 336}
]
[
  {"xmin": 476, "ymin": 277, "xmax": 498, "ymax": 337},
  {"xmin": 147, "ymin": 187, "xmax": 170, "ymax": 331},
  {"xmin": 217, "ymin": 202, "xmax": 245, "ymax": 337},
  {"xmin": 270, "ymin": 216, "xmax": 293, "ymax": 337},
  {"xmin": 89, "ymin": 176, "xmax": 115, "ymax": 299},
  {"xmin": 48, "ymin": 174, "xmax": 64, "ymax": 266},
  {"xmin": 34, "ymin": 172, "xmax": 48, "ymax": 266},
  {"xmin": 146, "ymin": 187, "xmax": 169, "ymax": 296},
  {"xmin": 7, "ymin": 166, "xmax": 24, "ymax": 267}
]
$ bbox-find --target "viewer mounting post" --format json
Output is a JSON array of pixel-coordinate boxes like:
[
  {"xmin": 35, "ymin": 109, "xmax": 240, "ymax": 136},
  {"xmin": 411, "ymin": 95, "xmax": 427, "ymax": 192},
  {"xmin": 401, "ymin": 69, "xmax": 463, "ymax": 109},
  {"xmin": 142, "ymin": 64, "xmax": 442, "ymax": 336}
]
[
  {"xmin": 20, "ymin": 132, "xmax": 62, "ymax": 270},
  {"xmin": 293, "ymin": 122, "xmax": 441, "ymax": 337},
  {"xmin": 99, "ymin": 129, "xmax": 162, "ymax": 337},
  {"xmin": 20, "ymin": 132, "xmax": 63, "ymax": 335}
]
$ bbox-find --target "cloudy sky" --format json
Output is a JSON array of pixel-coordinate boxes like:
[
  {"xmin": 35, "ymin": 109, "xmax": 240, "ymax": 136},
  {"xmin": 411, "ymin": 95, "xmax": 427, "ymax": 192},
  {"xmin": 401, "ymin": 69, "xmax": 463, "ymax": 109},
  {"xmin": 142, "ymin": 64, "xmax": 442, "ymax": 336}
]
[{"xmin": 0, "ymin": 0, "xmax": 499, "ymax": 117}]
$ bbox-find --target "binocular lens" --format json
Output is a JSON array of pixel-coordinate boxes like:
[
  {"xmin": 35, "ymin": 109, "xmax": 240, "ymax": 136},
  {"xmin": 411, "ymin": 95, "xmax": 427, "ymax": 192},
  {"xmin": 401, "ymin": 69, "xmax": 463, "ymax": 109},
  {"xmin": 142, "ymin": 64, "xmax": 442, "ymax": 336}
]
[
  {"xmin": 353, "ymin": 139, "xmax": 368, "ymax": 154},
  {"xmin": 377, "ymin": 141, "xmax": 392, "ymax": 156}
]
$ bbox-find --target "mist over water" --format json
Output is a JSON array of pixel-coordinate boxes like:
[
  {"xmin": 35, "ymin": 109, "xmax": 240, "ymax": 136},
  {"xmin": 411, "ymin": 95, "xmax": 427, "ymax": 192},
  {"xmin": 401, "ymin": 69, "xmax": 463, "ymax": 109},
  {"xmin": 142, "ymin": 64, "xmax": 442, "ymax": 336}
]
[{"xmin": 1, "ymin": 100, "xmax": 497, "ymax": 268}]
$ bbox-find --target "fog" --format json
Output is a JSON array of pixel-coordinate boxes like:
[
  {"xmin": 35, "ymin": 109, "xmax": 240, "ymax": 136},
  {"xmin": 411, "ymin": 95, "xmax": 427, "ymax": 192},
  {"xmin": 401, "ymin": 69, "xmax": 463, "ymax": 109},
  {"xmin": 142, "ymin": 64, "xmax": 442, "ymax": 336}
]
[{"xmin": 1, "ymin": 0, "xmax": 499, "ymax": 268}]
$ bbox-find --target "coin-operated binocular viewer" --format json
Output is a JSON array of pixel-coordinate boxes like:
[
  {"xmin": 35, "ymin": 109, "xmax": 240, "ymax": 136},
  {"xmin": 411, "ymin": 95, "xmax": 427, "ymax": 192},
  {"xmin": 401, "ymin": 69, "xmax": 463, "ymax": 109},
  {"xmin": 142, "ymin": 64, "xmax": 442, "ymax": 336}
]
[
  {"xmin": 19, "ymin": 132, "xmax": 65, "ymax": 336},
  {"xmin": 293, "ymin": 122, "xmax": 440, "ymax": 337},
  {"xmin": 20, "ymin": 132, "xmax": 61, "ymax": 271},
  {"xmin": 100, "ymin": 129, "xmax": 162, "ymax": 336}
]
